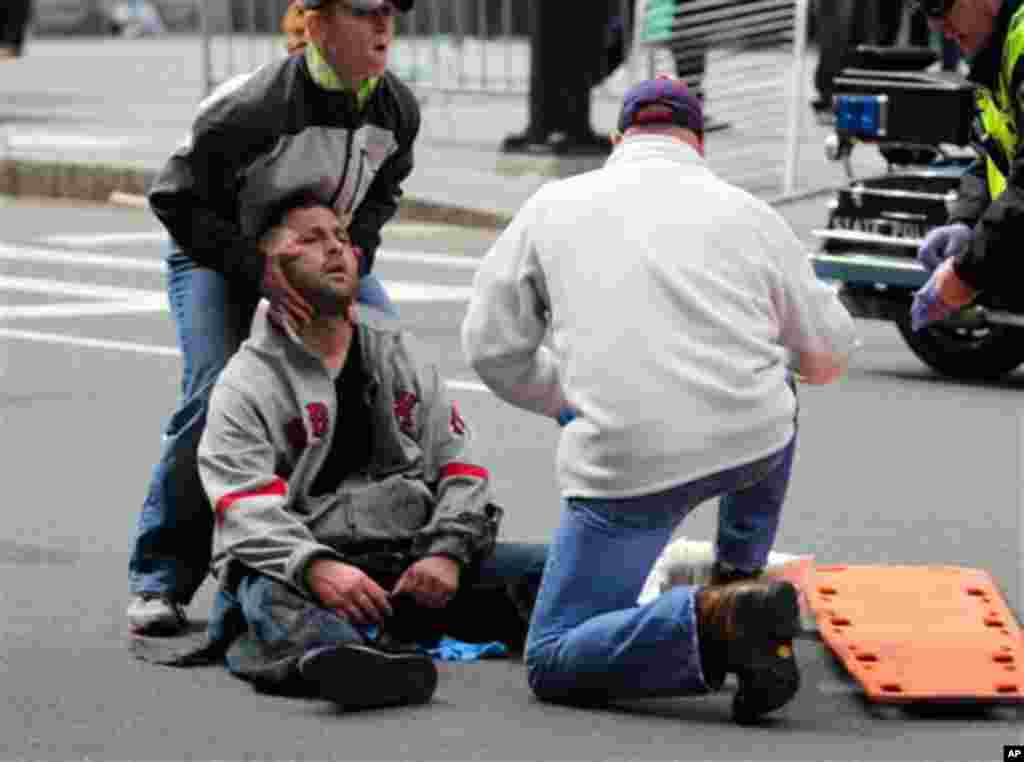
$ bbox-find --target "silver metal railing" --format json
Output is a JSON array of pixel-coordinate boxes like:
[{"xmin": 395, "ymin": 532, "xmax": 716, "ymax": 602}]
[
  {"xmin": 198, "ymin": 0, "xmax": 653, "ymax": 99},
  {"xmin": 637, "ymin": 0, "xmax": 811, "ymax": 195},
  {"xmin": 197, "ymin": 0, "xmax": 812, "ymax": 197}
]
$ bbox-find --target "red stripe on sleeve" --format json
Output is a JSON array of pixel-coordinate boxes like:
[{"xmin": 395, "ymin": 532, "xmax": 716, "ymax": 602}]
[
  {"xmin": 440, "ymin": 463, "xmax": 489, "ymax": 481},
  {"xmin": 215, "ymin": 478, "xmax": 288, "ymax": 520}
]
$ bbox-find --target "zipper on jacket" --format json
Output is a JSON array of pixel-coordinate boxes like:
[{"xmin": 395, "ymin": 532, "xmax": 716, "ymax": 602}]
[
  {"xmin": 362, "ymin": 373, "xmax": 379, "ymax": 480},
  {"xmin": 329, "ymin": 129, "xmax": 356, "ymax": 209},
  {"xmin": 344, "ymin": 490, "xmax": 357, "ymax": 539},
  {"xmin": 346, "ymin": 149, "xmax": 368, "ymax": 214}
]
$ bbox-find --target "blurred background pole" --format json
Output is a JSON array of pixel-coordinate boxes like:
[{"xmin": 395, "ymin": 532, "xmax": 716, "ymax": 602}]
[
  {"xmin": 199, "ymin": 0, "xmax": 212, "ymax": 97},
  {"xmin": 783, "ymin": 0, "xmax": 809, "ymax": 194}
]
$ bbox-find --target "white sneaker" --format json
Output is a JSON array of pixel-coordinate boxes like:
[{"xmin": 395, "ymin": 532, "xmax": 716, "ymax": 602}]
[{"xmin": 127, "ymin": 594, "xmax": 187, "ymax": 636}]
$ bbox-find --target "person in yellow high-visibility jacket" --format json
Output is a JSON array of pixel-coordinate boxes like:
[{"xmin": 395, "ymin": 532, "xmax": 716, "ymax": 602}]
[{"xmin": 911, "ymin": 0, "xmax": 1024, "ymax": 329}]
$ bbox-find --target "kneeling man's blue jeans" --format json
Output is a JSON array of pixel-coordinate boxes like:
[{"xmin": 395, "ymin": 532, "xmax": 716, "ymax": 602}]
[
  {"xmin": 525, "ymin": 434, "xmax": 796, "ymax": 705},
  {"xmin": 128, "ymin": 242, "xmax": 399, "ymax": 604}
]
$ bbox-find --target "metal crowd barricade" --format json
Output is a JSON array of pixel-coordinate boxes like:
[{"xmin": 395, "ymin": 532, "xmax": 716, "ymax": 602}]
[
  {"xmin": 199, "ymin": 0, "xmax": 652, "ymax": 100},
  {"xmin": 199, "ymin": 0, "xmax": 293, "ymax": 95},
  {"xmin": 391, "ymin": 0, "xmax": 654, "ymax": 100},
  {"xmin": 198, "ymin": 0, "xmax": 810, "ymax": 195},
  {"xmin": 638, "ymin": 0, "xmax": 811, "ymax": 196}
]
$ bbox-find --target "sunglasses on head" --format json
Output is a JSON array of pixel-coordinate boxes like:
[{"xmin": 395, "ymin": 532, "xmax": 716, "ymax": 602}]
[
  {"xmin": 336, "ymin": 0, "xmax": 398, "ymax": 18},
  {"xmin": 909, "ymin": 0, "xmax": 957, "ymax": 19}
]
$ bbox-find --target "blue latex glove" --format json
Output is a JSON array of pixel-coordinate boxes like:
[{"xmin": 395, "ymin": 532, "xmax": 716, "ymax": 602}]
[
  {"xmin": 362, "ymin": 627, "xmax": 508, "ymax": 662},
  {"xmin": 556, "ymin": 406, "xmax": 578, "ymax": 427},
  {"xmin": 427, "ymin": 637, "xmax": 508, "ymax": 662},
  {"xmin": 910, "ymin": 271, "xmax": 956, "ymax": 331},
  {"xmin": 916, "ymin": 222, "xmax": 971, "ymax": 272}
]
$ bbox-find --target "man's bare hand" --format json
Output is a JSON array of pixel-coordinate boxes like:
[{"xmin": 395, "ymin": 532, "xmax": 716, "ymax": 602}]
[
  {"xmin": 392, "ymin": 556, "xmax": 461, "ymax": 609},
  {"xmin": 306, "ymin": 558, "xmax": 393, "ymax": 625},
  {"xmin": 263, "ymin": 231, "xmax": 314, "ymax": 332}
]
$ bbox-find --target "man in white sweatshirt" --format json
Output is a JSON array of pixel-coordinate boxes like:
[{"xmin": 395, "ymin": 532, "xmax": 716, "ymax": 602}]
[{"xmin": 461, "ymin": 77, "xmax": 857, "ymax": 724}]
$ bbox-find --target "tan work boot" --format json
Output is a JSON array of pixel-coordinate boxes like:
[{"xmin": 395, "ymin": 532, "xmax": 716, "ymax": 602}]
[{"xmin": 696, "ymin": 578, "xmax": 801, "ymax": 724}]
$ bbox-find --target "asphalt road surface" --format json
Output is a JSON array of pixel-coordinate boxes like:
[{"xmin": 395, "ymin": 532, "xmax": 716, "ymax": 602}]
[{"xmin": 0, "ymin": 195, "xmax": 1021, "ymax": 761}]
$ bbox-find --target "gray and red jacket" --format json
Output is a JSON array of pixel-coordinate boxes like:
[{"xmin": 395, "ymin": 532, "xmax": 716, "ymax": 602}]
[
  {"xmin": 198, "ymin": 303, "xmax": 497, "ymax": 595},
  {"xmin": 148, "ymin": 55, "xmax": 420, "ymax": 289}
]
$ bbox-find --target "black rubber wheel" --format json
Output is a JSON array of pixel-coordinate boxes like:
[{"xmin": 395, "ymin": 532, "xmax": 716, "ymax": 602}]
[{"xmin": 896, "ymin": 315, "xmax": 1024, "ymax": 380}]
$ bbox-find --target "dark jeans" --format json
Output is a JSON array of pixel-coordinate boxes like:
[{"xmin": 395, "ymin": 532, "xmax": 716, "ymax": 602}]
[
  {"xmin": 209, "ymin": 542, "xmax": 548, "ymax": 692},
  {"xmin": 128, "ymin": 241, "xmax": 399, "ymax": 604},
  {"xmin": 877, "ymin": 0, "xmax": 930, "ymax": 48},
  {"xmin": 525, "ymin": 436, "xmax": 797, "ymax": 704},
  {"xmin": 813, "ymin": 0, "xmax": 881, "ymax": 101},
  {"xmin": 0, "ymin": 0, "xmax": 31, "ymax": 53}
]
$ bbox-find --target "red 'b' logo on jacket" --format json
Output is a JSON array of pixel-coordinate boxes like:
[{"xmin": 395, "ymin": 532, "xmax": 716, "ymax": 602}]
[
  {"xmin": 394, "ymin": 391, "xmax": 418, "ymax": 434},
  {"xmin": 306, "ymin": 402, "xmax": 329, "ymax": 440},
  {"xmin": 285, "ymin": 402, "xmax": 329, "ymax": 451},
  {"xmin": 450, "ymin": 403, "xmax": 466, "ymax": 435}
]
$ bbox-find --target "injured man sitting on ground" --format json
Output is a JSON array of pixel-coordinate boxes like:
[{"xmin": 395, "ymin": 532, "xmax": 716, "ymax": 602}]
[{"xmin": 186, "ymin": 190, "xmax": 547, "ymax": 711}]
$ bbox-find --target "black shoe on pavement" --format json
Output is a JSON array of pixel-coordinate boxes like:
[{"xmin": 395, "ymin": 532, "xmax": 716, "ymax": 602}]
[
  {"xmin": 297, "ymin": 643, "xmax": 438, "ymax": 711},
  {"xmin": 810, "ymin": 96, "xmax": 835, "ymax": 125},
  {"xmin": 703, "ymin": 114, "xmax": 732, "ymax": 133},
  {"xmin": 696, "ymin": 579, "xmax": 801, "ymax": 724},
  {"xmin": 548, "ymin": 131, "xmax": 613, "ymax": 156},
  {"xmin": 500, "ymin": 129, "xmax": 553, "ymax": 154},
  {"xmin": 810, "ymin": 94, "xmax": 832, "ymax": 111},
  {"xmin": 709, "ymin": 561, "xmax": 762, "ymax": 586}
]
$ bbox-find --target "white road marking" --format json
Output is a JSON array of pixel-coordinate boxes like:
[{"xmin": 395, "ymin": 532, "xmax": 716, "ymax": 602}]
[
  {"xmin": 0, "ymin": 240, "xmax": 475, "ymax": 315},
  {"xmin": 41, "ymin": 222, "xmax": 489, "ymax": 247},
  {"xmin": 0, "ymin": 243, "xmax": 164, "ymax": 271},
  {"xmin": 0, "ymin": 274, "xmax": 164, "ymax": 302},
  {"xmin": 0, "ymin": 327, "xmax": 181, "ymax": 357},
  {"xmin": 39, "ymin": 232, "xmax": 169, "ymax": 248},
  {"xmin": 446, "ymin": 379, "xmax": 489, "ymax": 394},
  {"xmin": 0, "ymin": 279, "xmax": 471, "ymax": 320},
  {"xmin": 386, "ymin": 282, "xmax": 474, "ymax": 301},
  {"xmin": 0, "ymin": 240, "xmax": 479, "ymax": 380},
  {"xmin": 382, "ymin": 222, "xmax": 485, "ymax": 237},
  {"xmin": 6, "ymin": 133, "xmax": 148, "ymax": 150},
  {"xmin": 0, "ymin": 299, "xmax": 165, "ymax": 320},
  {"xmin": 376, "ymin": 250, "xmax": 481, "ymax": 270},
  {"xmin": 0, "ymin": 326, "xmax": 491, "ymax": 394},
  {"xmin": 34, "ymin": 236, "xmax": 483, "ymax": 270}
]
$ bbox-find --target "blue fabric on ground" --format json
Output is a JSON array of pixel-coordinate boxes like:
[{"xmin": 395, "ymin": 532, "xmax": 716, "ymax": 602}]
[
  {"xmin": 361, "ymin": 625, "xmax": 507, "ymax": 661},
  {"xmin": 427, "ymin": 637, "xmax": 508, "ymax": 661}
]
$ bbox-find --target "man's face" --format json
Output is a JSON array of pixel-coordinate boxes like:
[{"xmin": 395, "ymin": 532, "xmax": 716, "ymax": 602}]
[
  {"xmin": 307, "ymin": 0, "xmax": 396, "ymax": 85},
  {"xmin": 282, "ymin": 2, "xmax": 307, "ymax": 55},
  {"xmin": 279, "ymin": 205, "xmax": 360, "ymax": 317},
  {"xmin": 929, "ymin": 0, "xmax": 998, "ymax": 57}
]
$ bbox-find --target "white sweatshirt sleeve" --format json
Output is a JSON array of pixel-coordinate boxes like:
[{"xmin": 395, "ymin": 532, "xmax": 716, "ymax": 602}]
[
  {"xmin": 461, "ymin": 194, "xmax": 569, "ymax": 418},
  {"xmin": 761, "ymin": 205, "xmax": 859, "ymax": 383}
]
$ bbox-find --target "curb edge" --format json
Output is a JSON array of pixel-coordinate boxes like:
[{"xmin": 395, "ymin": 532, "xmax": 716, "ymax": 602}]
[
  {"xmin": 0, "ymin": 157, "xmax": 833, "ymax": 227},
  {"xmin": 0, "ymin": 158, "xmax": 513, "ymax": 231}
]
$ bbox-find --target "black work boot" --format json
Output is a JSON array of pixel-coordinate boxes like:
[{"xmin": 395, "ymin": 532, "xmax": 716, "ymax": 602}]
[
  {"xmin": 297, "ymin": 643, "xmax": 438, "ymax": 711},
  {"xmin": 709, "ymin": 561, "xmax": 762, "ymax": 586},
  {"xmin": 696, "ymin": 579, "xmax": 801, "ymax": 724}
]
